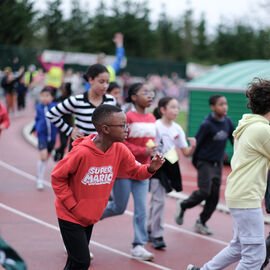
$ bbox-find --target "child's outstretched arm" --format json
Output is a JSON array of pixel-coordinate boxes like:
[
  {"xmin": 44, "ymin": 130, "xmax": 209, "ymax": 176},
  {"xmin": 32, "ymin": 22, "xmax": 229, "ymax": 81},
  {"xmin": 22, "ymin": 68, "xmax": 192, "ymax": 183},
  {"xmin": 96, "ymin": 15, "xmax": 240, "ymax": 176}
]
[
  {"xmin": 147, "ymin": 153, "xmax": 165, "ymax": 173},
  {"xmin": 181, "ymin": 137, "xmax": 196, "ymax": 157},
  {"xmin": 118, "ymin": 145, "xmax": 164, "ymax": 180},
  {"xmin": 111, "ymin": 33, "xmax": 125, "ymax": 74}
]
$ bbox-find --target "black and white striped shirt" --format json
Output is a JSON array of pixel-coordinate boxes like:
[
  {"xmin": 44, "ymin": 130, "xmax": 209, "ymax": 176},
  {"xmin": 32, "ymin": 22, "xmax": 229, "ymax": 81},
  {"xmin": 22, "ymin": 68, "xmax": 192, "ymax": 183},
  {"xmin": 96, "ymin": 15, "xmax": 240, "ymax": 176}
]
[{"xmin": 46, "ymin": 92, "xmax": 116, "ymax": 136}]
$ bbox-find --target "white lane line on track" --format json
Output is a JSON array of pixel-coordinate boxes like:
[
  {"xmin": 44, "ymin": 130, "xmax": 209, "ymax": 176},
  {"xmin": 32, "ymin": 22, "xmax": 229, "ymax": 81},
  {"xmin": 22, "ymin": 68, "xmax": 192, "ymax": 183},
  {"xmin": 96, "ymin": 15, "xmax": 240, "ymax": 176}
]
[
  {"xmin": 0, "ymin": 160, "xmax": 52, "ymax": 187},
  {"xmin": 124, "ymin": 210, "xmax": 228, "ymax": 246},
  {"xmin": 0, "ymin": 203, "xmax": 171, "ymax": 270},
  {"xmin": 0, "ymin": 160, "xmax": 229, "ymax": 247}
]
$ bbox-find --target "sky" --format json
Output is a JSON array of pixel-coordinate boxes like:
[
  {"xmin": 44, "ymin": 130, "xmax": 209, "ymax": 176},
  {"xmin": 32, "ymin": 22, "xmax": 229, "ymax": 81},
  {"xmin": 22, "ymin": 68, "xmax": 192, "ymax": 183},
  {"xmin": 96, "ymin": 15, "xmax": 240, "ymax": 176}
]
[{"xmin": 35, "ymin": 0, "xmax": 270, "ymax": 32}]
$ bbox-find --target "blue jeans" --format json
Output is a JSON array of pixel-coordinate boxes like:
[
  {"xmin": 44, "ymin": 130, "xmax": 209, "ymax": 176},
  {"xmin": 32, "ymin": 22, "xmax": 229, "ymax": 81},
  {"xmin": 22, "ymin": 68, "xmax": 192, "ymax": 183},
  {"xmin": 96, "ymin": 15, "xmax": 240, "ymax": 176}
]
[{"xmin": 101, "ymin": 178, "xmax": 149, "ymax": 246}]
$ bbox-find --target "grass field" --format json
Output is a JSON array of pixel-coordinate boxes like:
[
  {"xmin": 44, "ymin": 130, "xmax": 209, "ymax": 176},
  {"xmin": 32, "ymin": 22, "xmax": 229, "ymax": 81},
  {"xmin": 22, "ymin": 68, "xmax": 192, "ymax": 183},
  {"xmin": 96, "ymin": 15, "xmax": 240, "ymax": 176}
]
[{"xmin": 175, "ymin": 111, "xmax": 187, "ymax": 132}]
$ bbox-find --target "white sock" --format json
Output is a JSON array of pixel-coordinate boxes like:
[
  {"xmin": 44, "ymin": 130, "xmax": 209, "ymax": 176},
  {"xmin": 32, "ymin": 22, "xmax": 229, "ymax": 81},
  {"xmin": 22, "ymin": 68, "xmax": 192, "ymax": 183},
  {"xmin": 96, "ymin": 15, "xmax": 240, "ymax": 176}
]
[{"xmin": 37, "ymin": 160, "xmax": 47, "ymax": 181}]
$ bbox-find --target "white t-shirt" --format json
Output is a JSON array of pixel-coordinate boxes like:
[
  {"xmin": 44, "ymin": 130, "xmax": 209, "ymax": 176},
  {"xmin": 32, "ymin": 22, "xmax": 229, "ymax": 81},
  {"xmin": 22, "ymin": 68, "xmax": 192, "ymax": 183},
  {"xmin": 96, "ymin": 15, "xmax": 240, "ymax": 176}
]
[{"xmin": 155, "ymin": 119, "xmax": 188, "ymax": 155}]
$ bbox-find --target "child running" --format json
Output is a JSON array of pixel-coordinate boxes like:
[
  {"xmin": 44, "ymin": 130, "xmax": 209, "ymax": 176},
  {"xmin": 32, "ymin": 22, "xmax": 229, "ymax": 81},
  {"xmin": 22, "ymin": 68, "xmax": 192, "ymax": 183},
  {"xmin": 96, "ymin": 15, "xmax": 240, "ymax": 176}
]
[
  {"xmin": 186, "ymin": 78, "xmax": 270, "ymax": 270},
  {"xmin": 101, "ymin": 82, "xmax": 157, "ymax": 261},
  {"xmin": 34, "ymin": 88, "xmax": 58, "ymax": 190},
  {"xmin": 46, "ymin": 64, "xmax": 116, "ymax": 147},
  {"xmin": 147, "ymin": 97, "xmax": 196, "ymax": 249},
  {"xmin": 51, "ymin": 104, "xmax": 164, "ymax": 269},
  {"xmin": 175, "ymin": 94, "xmax": 234, "ymax": 235}
]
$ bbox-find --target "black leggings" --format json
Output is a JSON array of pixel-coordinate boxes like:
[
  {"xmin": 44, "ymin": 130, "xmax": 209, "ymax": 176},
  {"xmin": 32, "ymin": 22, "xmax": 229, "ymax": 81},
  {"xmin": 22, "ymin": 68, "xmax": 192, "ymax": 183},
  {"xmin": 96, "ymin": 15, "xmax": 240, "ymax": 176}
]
[{"xmin": 58, "ymin": 219, "xmax": 93, "ymax": 270}]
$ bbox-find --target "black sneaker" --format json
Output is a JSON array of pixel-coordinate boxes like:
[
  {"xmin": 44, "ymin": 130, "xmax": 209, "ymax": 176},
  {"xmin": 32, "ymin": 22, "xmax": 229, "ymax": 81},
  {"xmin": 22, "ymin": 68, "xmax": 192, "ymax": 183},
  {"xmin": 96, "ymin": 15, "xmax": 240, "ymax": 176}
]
[
  {"xmin": 194, "ymin": 219, "xmax": 213, "ymax": 235},
  {"xmin": 151, "ymin": 237, "xmax": 166, "ymax": 250},
  {"xmin": 186, "ymin": 264, "xmax": 200, "ymax": 270},
  {"xmin": 174, "ymin": 200, "xmax": 185, "ymax": 225}
]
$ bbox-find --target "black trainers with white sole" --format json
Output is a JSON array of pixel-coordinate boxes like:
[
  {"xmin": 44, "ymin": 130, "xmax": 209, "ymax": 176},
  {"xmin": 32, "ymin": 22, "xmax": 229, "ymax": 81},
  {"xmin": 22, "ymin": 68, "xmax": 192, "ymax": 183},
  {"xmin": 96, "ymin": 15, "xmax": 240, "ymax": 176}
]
[
  {"xmin": 151, "ymin": 237, "xmax": 166, "ymax": 250},
  {"xmin": 174, "ymin": 200, "xmax": 185, "ymax": 225}
]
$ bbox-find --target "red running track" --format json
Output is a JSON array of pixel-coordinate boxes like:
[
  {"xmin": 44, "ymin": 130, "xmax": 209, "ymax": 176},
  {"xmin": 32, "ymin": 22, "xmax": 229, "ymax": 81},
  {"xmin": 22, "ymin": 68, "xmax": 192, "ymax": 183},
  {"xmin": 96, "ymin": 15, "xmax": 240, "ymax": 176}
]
[{"xmin": 0, "ymin": 102, "xmax": 270, "ymax": 270}]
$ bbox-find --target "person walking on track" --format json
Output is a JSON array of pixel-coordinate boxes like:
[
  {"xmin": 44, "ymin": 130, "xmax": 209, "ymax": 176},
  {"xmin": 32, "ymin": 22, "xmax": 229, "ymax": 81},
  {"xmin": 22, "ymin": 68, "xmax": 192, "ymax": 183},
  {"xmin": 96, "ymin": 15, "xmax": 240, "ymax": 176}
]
[
  {"xmin": 175, "ymin": 94, "xmax": 234, "ymax": 235},
  {"xmin": 51, "ymin": 104, "xmax": 164, "ymax": 269},
  {"xmin": 187, "ymin": 78, "xmax": 270, "ymax": 270},
  {"xmin": 147, "ymin": 97, "xmax": 196, "ymax": 250}
]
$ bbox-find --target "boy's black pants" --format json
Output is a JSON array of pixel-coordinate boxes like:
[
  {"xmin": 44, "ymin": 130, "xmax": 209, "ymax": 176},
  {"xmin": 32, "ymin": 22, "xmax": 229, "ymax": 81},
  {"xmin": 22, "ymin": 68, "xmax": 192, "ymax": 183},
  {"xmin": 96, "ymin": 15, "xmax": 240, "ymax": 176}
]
[
  {"xmin": 54, "ymin": 132, "xmax": 69, "ymax": 161},
  {"xmin": 58, "ymin": 219, "xmax": 93, "ymax": 270},
  {"xmin": 181, "ymin": 160, "xmax": 222, "ymax": 224}
]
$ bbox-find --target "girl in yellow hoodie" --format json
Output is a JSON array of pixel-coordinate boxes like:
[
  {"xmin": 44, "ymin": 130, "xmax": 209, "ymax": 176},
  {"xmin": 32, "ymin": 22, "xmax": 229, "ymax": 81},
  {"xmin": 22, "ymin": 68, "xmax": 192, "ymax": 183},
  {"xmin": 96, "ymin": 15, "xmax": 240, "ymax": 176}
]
[{"xmin": 187, "ymin": 78, "xmax": 270, "ymax": 270}]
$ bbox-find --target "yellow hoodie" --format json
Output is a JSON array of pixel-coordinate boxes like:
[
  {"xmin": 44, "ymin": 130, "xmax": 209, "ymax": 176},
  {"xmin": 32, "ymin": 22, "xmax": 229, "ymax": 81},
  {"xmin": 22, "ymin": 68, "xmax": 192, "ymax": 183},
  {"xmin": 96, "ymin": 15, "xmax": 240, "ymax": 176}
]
[{"xmin": 225, "ymin": 114, "xmax": 270, "ymax": 209}]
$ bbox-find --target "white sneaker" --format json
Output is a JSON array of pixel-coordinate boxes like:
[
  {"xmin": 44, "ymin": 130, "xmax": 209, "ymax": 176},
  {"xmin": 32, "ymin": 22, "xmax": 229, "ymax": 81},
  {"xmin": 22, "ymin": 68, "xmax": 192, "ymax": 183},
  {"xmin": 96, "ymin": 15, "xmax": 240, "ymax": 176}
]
[
  {"xmin": 131, "ymin": 245, "xmax": 154, "ymax": 261},
  {"xmin": 36, "ymin": 179, "xmax": 44, "ymax": 190}
]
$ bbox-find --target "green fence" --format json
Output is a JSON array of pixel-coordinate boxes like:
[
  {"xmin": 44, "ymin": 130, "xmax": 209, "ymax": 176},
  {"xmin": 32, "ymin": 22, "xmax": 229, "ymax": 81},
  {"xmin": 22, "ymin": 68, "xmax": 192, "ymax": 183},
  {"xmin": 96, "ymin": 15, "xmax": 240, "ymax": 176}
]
[
  {"xmin": 0, "ymin": 44, "xmax": 39, "ymax": 70},
  {"xmin": 121, "ymin": 57, "xmax": 186, "ymax": 78},
  {"xmin": 0, "ymin": 44, "xmax": 186, "ymax": 78}
]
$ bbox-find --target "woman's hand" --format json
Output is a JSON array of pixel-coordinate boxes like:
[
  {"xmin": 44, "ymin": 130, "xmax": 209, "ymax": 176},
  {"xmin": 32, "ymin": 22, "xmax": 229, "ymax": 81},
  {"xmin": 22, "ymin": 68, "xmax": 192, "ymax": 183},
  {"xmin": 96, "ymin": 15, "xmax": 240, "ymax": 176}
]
[{"xmin": 71, "ymin": 127, "xmax": 84, "ymax": 140}]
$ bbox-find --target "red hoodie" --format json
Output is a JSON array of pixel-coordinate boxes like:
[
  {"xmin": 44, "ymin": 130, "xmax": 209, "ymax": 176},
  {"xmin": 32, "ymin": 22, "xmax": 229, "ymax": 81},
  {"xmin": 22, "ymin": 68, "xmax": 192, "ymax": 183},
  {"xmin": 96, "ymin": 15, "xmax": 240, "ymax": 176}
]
[
  {"xmin": 51, "ymin": 134, "xmax": 153, "ymax": 227},
  {"xmin": 0, "ymin": 104, "xmax": 10, "ymax": 136}
]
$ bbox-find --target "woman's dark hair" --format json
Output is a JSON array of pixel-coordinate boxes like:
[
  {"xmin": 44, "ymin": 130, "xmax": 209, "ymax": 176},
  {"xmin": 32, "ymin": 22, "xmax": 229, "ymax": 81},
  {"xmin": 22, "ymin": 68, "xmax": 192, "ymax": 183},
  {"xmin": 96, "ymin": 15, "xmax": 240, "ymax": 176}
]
[
  {"xmin": 83, "ymin": 63, "xmax": 108, "ymax": 82},
  {"xmin": 153, "ymin": 96, "xmax": 175, "ymax": 119},
  {"xmin": 209, "ymin": 95, "xmax": 224, "ymax": 106},
  {"xmin": 125, "ymin": 82, "xmax": 143, "ymax": 103},
  {"xmin": 246, "ymin": 78, "xmax": 270, "ymax": 114},
  {"xmin": 107, "ymin": 82, "xmax": 120, "ymax": 93}
]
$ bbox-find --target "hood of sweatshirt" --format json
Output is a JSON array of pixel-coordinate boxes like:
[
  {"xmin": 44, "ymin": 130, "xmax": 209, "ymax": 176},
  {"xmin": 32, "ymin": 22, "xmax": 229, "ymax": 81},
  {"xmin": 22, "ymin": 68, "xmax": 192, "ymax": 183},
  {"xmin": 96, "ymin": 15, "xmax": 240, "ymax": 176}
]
[
  {"xmin": 71, "ymin": 134, "xmax": 109, "ymax": 156},
  {"xmin": 233, "ymin": 114, "xmax": 269, "ymax": 140},
  {"xmin": 205, "ymin": 113, "xmax": 227, "ymax": 124}
]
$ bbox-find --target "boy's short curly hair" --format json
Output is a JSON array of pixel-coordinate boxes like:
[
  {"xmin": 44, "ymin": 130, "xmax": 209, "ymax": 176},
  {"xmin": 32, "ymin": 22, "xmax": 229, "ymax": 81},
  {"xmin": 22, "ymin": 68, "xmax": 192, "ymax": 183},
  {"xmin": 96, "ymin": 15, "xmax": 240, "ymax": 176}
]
[
  {"xmin": 92, "ymin": 104, "xmax": 122, "ymax": 131},
  {"xmin": 246, "ymin": 78, "xmax": 270, "ymax": 114}
]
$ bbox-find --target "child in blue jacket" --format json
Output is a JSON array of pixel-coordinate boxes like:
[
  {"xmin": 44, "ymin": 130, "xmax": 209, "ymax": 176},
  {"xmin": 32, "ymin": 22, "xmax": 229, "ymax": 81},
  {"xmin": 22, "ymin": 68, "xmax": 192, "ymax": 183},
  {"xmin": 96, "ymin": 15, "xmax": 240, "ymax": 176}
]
[{"xmin": 34, "ymin": 88, "xmax": 58, "ymax": 190}]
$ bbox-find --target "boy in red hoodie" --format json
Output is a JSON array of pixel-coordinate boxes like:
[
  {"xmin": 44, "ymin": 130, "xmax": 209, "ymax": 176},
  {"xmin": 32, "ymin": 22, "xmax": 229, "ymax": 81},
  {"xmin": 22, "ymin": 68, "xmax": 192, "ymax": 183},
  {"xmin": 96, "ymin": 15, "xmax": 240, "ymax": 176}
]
[{"xmin": 51, "ymin": 104, "xmax": 164, "ymax": 270}]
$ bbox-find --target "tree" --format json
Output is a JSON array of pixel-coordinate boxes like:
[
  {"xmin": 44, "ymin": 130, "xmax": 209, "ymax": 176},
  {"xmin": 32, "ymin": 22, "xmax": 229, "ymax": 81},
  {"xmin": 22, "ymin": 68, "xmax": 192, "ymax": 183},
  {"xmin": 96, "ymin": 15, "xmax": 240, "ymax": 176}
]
[
  {"xmin": 233, "ymin": 23, "xmax": 257, "ymax": 60},
  {"xmin": 212, "ymin": 24, "xmax": 235, "ymax": 63},
  {"xmin": 180, "ymin": 8, "xmax": 195, "ymax": 61},
  {"xmin": 88, "ymin": 0, "xmax": 112, "ymax": 53},
  {"xmin": 118, "ymin": 0, "xmax": 155, "ymax": 57},
  {"xmin": 63, "ymin": 0, "xmax": 91, "ymax": 52},
  {"xmin": 256, "ymin": 29, "xmax": 270, "ymax": 59},
  {"xmin": 0, "ymin": 0, "xmax": 36, "ymax": 45},
  {"xmin": 41, "ymin": 0, "xmax": 65, "ymax": 50},
  {"xmin": 193, "ymin": 14, "xmax": 210, "ymax": 61},
  {"xmin": 212, "ymin": 22, "xmax": 257, "ymax": 64},
  {"xmin": 155, "ymin": 6, "xmax": 182, "ymax": 60}
]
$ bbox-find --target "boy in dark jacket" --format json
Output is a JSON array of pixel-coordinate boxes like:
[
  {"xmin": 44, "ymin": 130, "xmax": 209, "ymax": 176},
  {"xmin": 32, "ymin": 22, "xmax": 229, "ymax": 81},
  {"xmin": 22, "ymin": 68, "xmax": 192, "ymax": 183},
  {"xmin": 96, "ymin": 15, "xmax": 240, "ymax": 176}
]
[
  {"xmin": 174, "ymin": 95, "xmax": 235, "ymax": 235},
  {"xmin": 51, "ymin": 104, "xmax": 164, "ymax": 269},
  {"xmin": 34, "ymin": 88, "xmax": 58, "ymax": 190}
]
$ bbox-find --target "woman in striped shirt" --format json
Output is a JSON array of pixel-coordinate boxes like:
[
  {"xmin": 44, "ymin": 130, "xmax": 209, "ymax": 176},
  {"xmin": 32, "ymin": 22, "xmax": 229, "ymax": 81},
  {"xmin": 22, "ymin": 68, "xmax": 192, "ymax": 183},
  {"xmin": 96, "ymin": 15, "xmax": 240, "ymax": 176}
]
[{"xmin": 46, "ymin": 64, "xmax": 116, "ymax": 145}]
